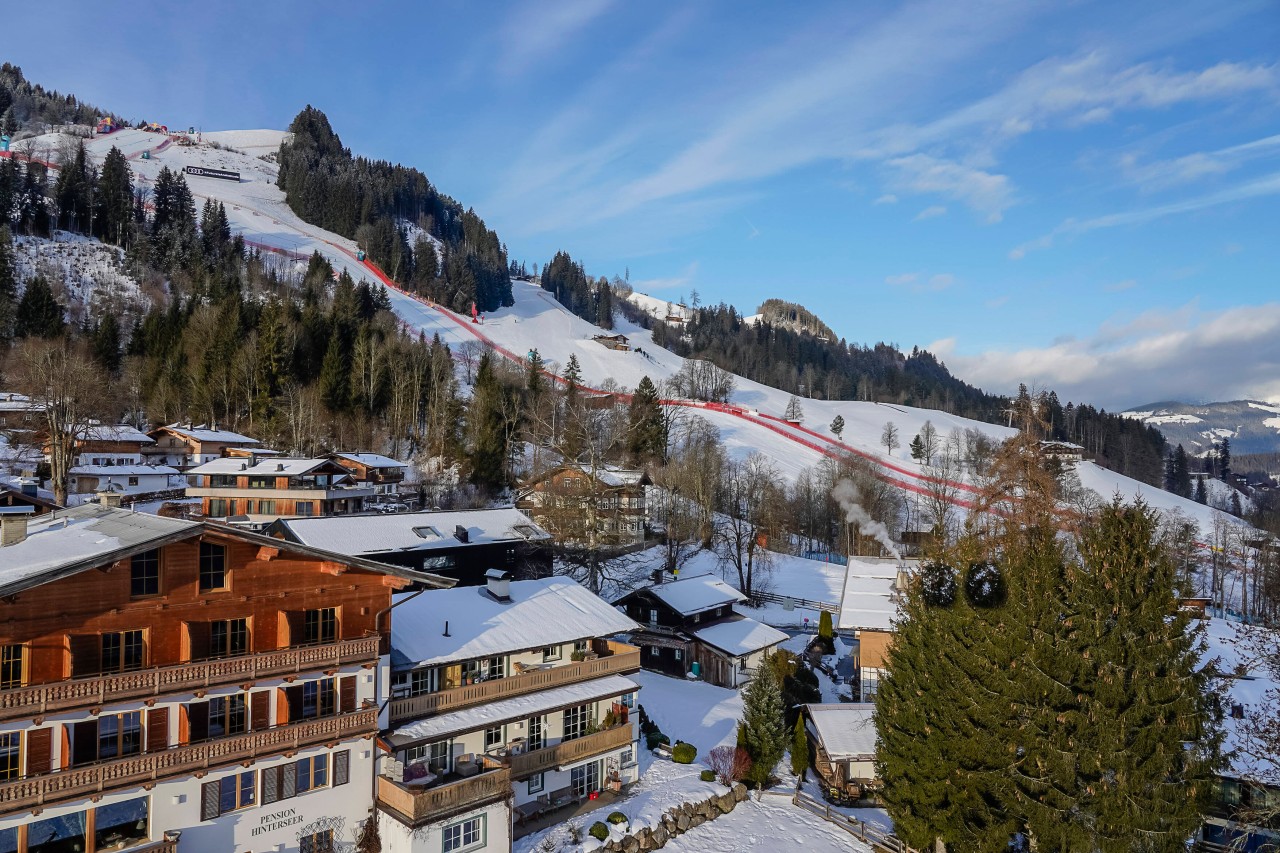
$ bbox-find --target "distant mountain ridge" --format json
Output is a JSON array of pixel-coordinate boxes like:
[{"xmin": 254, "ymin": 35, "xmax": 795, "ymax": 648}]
[{"xmin": 1120, "ymin": 399, "xmax": 1280, "ymax": 456}]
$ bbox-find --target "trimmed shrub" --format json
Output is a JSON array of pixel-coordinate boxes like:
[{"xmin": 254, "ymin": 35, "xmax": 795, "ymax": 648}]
[
  {"xmin": 919, "ymin": 561, "xmax": 958, "ymax": 607},
  {"xmin": 607, "ymin": 811, "xmax": 627, "ymax": 825},
  {"xmin": 965, "ymin": 561, "xmax": 1006, "ymax": 607},
  {"xmin": 646, "ymin": 731, "xmax": 669, "ymax": 750},
  {"xmin": 589, "ymin": 822, "xmax": 609, "ymax": 841},
  {"xmin": 672, "ymin": 741, "xmax": 697, "ymax": 764},
  {"xmin": 700, "ymin": 769, "xmax": 716, "ymax": 782}
]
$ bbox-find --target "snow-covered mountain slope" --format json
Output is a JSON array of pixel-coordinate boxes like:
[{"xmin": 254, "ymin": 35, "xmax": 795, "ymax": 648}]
[
  {"xmin": 33, "ymin": 126, "xmax": 1250, "ymax": 535},
  {"xmin": 1120, "ymin": 399, "xmax": 1280, "ymax": 455}
]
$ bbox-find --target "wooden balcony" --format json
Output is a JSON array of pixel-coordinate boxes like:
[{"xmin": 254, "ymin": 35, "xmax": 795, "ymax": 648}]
[
  {"xmin": 507, "ymin": 724, "xmax": 634, "ymax": 778},
  {"xmin": 0, "ymin": 708, "xmax": 377, "ymax": 812},
  {"xmin": 378, "ymin": 767, "xmax": 512, "ymax": 827},
  {"xmin": 389, "ymin": 641, "xmax": 640, "ymax": 724},
  {"xmin": 0, "ymin": 636, "xmax": 380, "ymax": 723},
  {"xmin": 131, "ymin": 841, "xmax": 180, "ymax": 853}
]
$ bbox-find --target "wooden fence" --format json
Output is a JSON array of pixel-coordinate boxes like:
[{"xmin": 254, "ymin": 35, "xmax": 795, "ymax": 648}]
[{"xmin": 793, "ymin": 791, "xmax": 920, "ymax": 853}]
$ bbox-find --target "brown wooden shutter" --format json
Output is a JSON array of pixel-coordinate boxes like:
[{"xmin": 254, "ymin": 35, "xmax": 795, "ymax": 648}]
[
  {"xmin": 284, "ymin": 611, "xmax": 305, "ymax": 647},
  {"xmin": 333, "ymin": 750, "xmax": 349, "ymax": 787},
  {"xmin": 187, "ymin": 701, "xmax": 210, "ymax": 743},
  {"xmin": 186, "ymin": 622, "xmax": 210, "ymax": 662},
  {"xmin": 261, "ymin": 765, "xmax": 281, "ymax": 805},
  {"xmin": 72, "ymin": 719, "xmax": 98, "ymax": 766},
  {"xmin": 339, "ymin": 675, "xmax": 357, "ymax": 713},
  {"xmin": 251, "ymin": 690, "xmax": 271, "ymax": 731},
  {"xmin": 25, "ymin": 727, "xmax": 52, "ymax": 775},
  {"xmin": 68, "ymin": 634, "xmax": 99, "ymax": 677},
  {"xmin": 146, "ymin": 707, "xmax": 169, "ymax": 753},
  {"xmin": 200, "ymin": 779, "xmax": 221, "ymax": 821}
]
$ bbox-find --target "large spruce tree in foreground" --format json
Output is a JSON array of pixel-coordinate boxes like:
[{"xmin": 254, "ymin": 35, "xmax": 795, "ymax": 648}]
[{"xmin": 878, "ymin": 478, "xmax": 1219, "ymax": 852}]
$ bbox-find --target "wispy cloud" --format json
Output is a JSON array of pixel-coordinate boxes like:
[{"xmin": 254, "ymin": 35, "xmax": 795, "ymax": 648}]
[
  {"xmin": 931, "ymin": 302, "xmax": 1280, "ymax": 408},
  {"xmin": 1120, "ymin": 133, "xmax": 1280, "ymax": 192},
  {"xmin": 886, "ymin": 272, "xmax": 955, "ymax": 292},
  {"xmin": 632, "ymin": 261, "xmax": 699, "ymax": 292},
  {"xmin": 1010, "ymin": 170, "xmax": 1280, "ymax": 258},
  {"xmin": 914, "ymin": 205, "xmax": 948, "ymax": 221},
  {"xmin": 885, "ymin": 273, "xmax": 918, "ymax": 286},
  {"xmin": 1105, "ymin": 279, "xmax": 1137, "ymax": 293},
  {"xmin": 873, "ymin": 194, "xmax": 899, "ymax": 205},
  {"xmin": 888, "ymin": 154, "xmax": 1014, "ymax": 221},
  {"xmin": 495, "ymin": 0, "xmax": 615, "ymax": 78}
]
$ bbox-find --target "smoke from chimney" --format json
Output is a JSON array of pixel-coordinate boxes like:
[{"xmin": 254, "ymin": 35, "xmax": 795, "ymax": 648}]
[{"xmin": 831, "ymin": 478, "xmax": 901, "ymax": 560}]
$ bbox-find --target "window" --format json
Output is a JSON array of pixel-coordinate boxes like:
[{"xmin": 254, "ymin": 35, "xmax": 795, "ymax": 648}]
[
  {"xmin": 442, "ymin": 815, "xmax": 484, "ymax": 853},
  {"xmin": 484, "ymin": 726, "xmax": 504, "ymax": 750},
  {"xmin": 0, "ymin": 827, "xmax": 15, "ymax": 853},
  {"xmin": 573, "ymin": 639, "xmax": 589, "ymax": 655},
  {"xmin": 0, "ymin": 732, "xmax": 19, "ymax": 780},
  {"xmin": 209, "ymin": 694, "xmax": 248, "ymax": 739},
  {"xmin": 300, "ymin": 829, "xmax": 335, "ymax": 853},
  {"xmin": 673, "ymin": 649, "xmax": 683, "ymax": 662},
  {"xmin": 257, "ymin": 499, "xmax": 276, "ymax": 515},
  {"xmin": 621, "ymin": 692, "xmax": 635, "ymax": 709},
  {"xmin": 94, "ymin": 797, "xmax": 148, "ymax": 850},
  {"xmin": 409, "ymin": 668, "xmax": 439, "ymax": 696},
  {"xmin": 563, "ymin": 704, "xmax": 591, "ymax": 742},
  {"xmin": 127, "ymin": 476, "xmax": 139, "ymax": 487},
  {"xmin": 209, "ymin": 475, "xmax": 237, "ymax": 488},
  {"xmin": 648, "ymin": 646, "xmax": 659, "ymax": 657},
  {"xmin": 621, "ymin": 747, "xmax": 636, "ymax": 767},
  {"xmin": 248, "ymin": 475, "xmax": 274, "ymax": 489},
  {"xmin": 0, "ymin": 645, "xmax": 25, "ymax": 689},
  {"xmin": 130, "ymin": 549, "xmax": 160, "ymax": 597},
  {"xmin": 528, "ymin": 715, "xmax": 545, "ymax": 751},
  {"xmin": 285, "ymin": 678, "xmax": 337, "ymax": 722},
  {"xmin": 218, "ymin": 768, "xmax": 256, "ymax": 814},
  {"xmin": 542, "ymin": 645, "xmax": 561, "ymax": 662},
  {"xmin": 527, "ymin": 772, "xmax": 544, "ymax": 795},
  {"xmin": 199, "ymin": 542, "xmax": 226, "ymax": 591},
  {"xmin": 295, "ymin": 753, "xmax": 328, "ymax": 793},
  {"xmin": 571, "ymin": 760, "xmax": 601, "ymax": 798},
  {"xmin": 207, "ymin": 498, "xmax": 228, "ymax": 517},
  {"xmin": 101, "ymin": 630, "xmax": 145, "ymax": 672},
  {"xmin": 295, "ymin": 502, "xmax": 315, "ymax": 517},
  {"xmin": 304, "ymin": 608, "xmax": 337, "ymax": 645},
  {"xmin": 648, "ymin": 609, "xmax": 658, "ymax": 625},
  {"xmin": 209, "ymin": 618, "xmax": 249, "ymax": 658},
  {"xmin": 71, "ymin": 711, "xmax": 142, "ymax": 766},
  {"xmin": 29, "ymin": 811, "xmax": 87, "ymax": 853}
]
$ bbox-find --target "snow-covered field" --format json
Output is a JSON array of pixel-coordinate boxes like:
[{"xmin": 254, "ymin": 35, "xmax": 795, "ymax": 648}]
[{"xmin": 21, "ymin": 125, "xmax": 1255, "ymax": 538}]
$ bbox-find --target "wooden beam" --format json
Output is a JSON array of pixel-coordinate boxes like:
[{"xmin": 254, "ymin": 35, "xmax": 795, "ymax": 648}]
[{"xmin": 256, "ymin": 545, "xmax": 281, "ymax": 562}]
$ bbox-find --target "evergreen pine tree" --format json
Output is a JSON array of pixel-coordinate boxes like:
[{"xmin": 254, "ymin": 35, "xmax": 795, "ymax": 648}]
[
  {"xmin": 909, "ymin": 434, "xmax": 925, "ymax": 463},
  {"xmin": 1218, "ymin": 437, "xmax": 1231, "ymax": 481},
  {"xmin": 14, "ymin": 275, "xmax": 65, "ymax": 338},
  {"xmin": 1230, "ymin": 491, "xmax": 1242, "ymax": 517},
  {"xmin": 0, "ymin": 227, "xmax": 14, "ymax": 340},
  {"xmin": 91, "ymin": 313, "xmax": 121, "ymax": 374},
  {"xmin": 626, "ymin": 375, "xmax": 666, "ymax": 466},
  {"xmin": 830, "ymin": 414, "xmax": 844, "ymax": 440},
  {"xmin": 739, "ymin": 667, "xmax": 786, "ymax": 788},
  {"xmin": 318, "ymin": 329, "xmax": 350, "ymax": 411},
  {"xmin": 563, "ymin": 353, "xmax": 582, "ymax": 392},
  {"xmin": 1193, "ymin": 476, "xmax": 1207, "ymax": 504},
  {"xmin": 790, "ymin": 715, "xmax": 808, "ymax": 777},
  {"xmin": 94, "ymin": 146, "xmax": 133, "ymax": 246},
  {"xmin": 1171, "ymin": 445, "xmax": 1192, "ymax": 498},
  {"xmin": 467, "ymin": 352, "xmax": 513, "ymax": 491}
]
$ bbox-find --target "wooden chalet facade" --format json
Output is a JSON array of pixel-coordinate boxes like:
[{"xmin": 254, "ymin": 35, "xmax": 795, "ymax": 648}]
[
  {"xmin": 590, "ymin": 334, "xmax": 630, "ymax": 351},
  {"xmin": 186, "ymin": 456, "xmax": 374, "ymax": 527},
  {"xmin": 517, "ymin": 465, "xmax": 649, "ymax": 547},
  {"xmin": 143, "ymin": 423, "xmax": 262, "ymax": 471},
  {"xmin": 801, "ymin": 704, "xmax": 881, "ymax": 805},
  {"xmin": 614, "ymin": 574, "xmax": 787, "ymax": 688},
  {"xmin": 0, "ymin": 502, "xmax": 451, "ymax": 852}
]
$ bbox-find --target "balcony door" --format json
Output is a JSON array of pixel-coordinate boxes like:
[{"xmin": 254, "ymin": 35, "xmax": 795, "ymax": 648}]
[
  {"xmin": 528, "ymin": 715, "xmax": 545, "ymax": 751},
  {"xmin": 571, "ymin": 759, "xmax": 601, "ymax": 798}
]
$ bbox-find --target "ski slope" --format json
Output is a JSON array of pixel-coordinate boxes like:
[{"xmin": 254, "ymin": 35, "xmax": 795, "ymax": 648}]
[{"xmin": 24, "ymin": 126, "xmax": 1250, "ymax": 535}]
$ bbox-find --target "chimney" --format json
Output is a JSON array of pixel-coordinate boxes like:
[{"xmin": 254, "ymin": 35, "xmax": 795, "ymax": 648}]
[
  {"xmin": 0, "ymin": 507, "xmax": 35, "ymax": 547},
  {"xmin": 18, "ymin": 478, "xmax": 37, "ymax": 497},
  {"xmin": 276, "ymin": 463, "xmax": 285, "ymax": 472},
  {"xmin": 485, "ymin": 569, "xmax": 511, "ymax": 602},
  {"xmin": 98, "ymin": 491, "xmax": 124, "ymax": 509},
  {"xmin": 454, "ymin": 525, "xmax": 469, "ymax": 543},
  {"xmin": 651, "ymin": 568, "xmax": 664, "ymax": 586}
]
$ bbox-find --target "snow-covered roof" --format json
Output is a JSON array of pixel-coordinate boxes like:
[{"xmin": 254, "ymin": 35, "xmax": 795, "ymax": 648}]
[
  {"xmin": 391, "ymin": 577, "xmax": 639, "ymax": 669},
  {"xmin": 188, "ymin": 457, "xmax": 336, "ymax": 476},
  {"xmin": 329, "ymin": 452, "xmax": 407, "ymax": 469},
  {"xmin": 595, "ymin": 466, "xmax": 645, "ymax": 487},
  {"xmin": 70, "ymin": 465, "xmax": 180, "ymax": 476},
  {"xmin": 387, "ymin": 674, "xmax": 638, "ymax": 746},
  {"xmin": 805, "ymin": 704, "xmax": 877, "ymax": 759},
  {"xmin": 0, "ymin": 393, "xmax": 39, "ymax": 411},
  {"xmin": 77, "ymin": 424, "xmax": 154, "ymax": 445},
  {"xmin": 647, "ymin": 574, "xmax": 746, "ymax": 616},
  {"xmin": 156, "ymin": 423, "xmax": 260, "ymax": 445},
  {"xmin": 0, "ymin": 504, "xmax": 199, "ymax": 596},
  {"xmin": 836, "ymin": 559, "xmax": 902, "ymax": 633},
  {"xmin": 277, "ymin": 508, "xmax": 550, "ymax": 556},
  {"xmin": 691, "ymin": 617, "xmax": 788, "ymax": 657}
]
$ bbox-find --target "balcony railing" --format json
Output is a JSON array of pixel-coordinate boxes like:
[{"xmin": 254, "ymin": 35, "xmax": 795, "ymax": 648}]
[
  {"xmin": 0, "ymin": 708, "xmax": 378, "ymax": 812},
  {"xmin": 389, "ymin": 641, "xmax": 640, "ymax": 724},
  {"xmin": 378, "ymin": 767, "xmax": 512, "ymax": 827},
  {"xmin": 507, "ymin": 724, "xmax": 634, "ymax": 778},
  {"xmin": 0, "ymin": 636, "xmax": 380, "ymax": 723},
  {"xmin": 130, "ymin": 841, "xmax": 180, "ymax": 853}
]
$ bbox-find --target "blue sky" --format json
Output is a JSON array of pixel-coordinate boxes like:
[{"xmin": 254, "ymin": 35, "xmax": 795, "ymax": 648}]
[{"xmin": 3, "ymin": 0, "xmax": 1279, "ymax": 407}]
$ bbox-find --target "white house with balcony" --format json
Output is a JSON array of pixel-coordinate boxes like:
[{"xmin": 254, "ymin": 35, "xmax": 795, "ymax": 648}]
[{"xmin": 376, "ymin": 571, "xmax": 643, "ymax": 852}]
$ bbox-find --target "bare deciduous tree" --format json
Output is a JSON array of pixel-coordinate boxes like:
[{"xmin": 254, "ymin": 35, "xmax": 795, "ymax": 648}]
[{"xmin": 716, "ymin": 453, "xmax": 784, "ymax": 596}]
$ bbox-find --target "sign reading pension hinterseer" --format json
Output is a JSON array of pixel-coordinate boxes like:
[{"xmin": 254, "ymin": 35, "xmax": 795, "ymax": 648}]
[{"xmin": 184, "ymin": 165, "xmax": 240, "ymax": 182}]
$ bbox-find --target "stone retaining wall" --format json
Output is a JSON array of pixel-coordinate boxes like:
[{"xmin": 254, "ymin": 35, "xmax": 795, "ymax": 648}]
[{"xmin": 600, "ymin": 782, "xmax": 750, "ymax": 852}]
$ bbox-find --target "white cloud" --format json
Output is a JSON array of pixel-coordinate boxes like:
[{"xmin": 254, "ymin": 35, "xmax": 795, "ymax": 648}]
[
  {"xmin": 928, "ymin": 273, "xmax": 956, "ymax": 290},
  {"xmin": 932, "ymin": 302, "xmax": 1280, "ymax": 408},
  {"xmin": 888, "ymin": 154, "xmax": 1015, "ymax": 221},
  {"xmin": 873, "ymin": 194, "xmax": 899, "ymax": 205},
  {"xmin": 495, "ymin": 0, "xmax": 615, "ymax": 78},
  {"xmin": 913, "ymin": 205, "xmax": 948, "ymax": 221},
  {"xmin": 885, "ymin": 273, "xmax": 918, "ymax": 286},
  {"xmin": 886, "ymin": 272, "xmax": 954, "ymax": 292},
  {"xmin": 1121, "ymin": 133, "xmax": 1280, "ymax": 192},
  {"xmin": 632, "ymin": 261, "xmax": 699, "ymax": 292},
  {"xmin": 1010, "ymin": 170, "xmax": 1280, "ymax": 258}
]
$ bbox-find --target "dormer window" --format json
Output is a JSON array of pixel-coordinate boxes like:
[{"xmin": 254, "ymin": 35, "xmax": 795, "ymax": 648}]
[{"xmin": 413, "ymin": 526, "xmax": 442, "ymax": 540}]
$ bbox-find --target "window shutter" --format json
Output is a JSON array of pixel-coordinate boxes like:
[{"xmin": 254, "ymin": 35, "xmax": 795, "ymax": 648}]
[
  {"xmin": 284, "ymin": 685, "xmax": 304, "ymax": 723},
  {"xmin": 262, "ymin": 765, "xmax": 280, "ymax": 805},
  {"xmin": 200, "ymin": 780, "xmax": 221, "ymax": 821},
  {"xmin": 339, "ymin": 675, "xmax": 357, "ymax": 713},
  {"xmin": 146, "ymin": 707, "xmax": 169, "ymax": 753},
  {"xmin": 187, "ymin": 701, "xmax": 210, "ymax": 743},
  {"xmin": 284, "ymin": 611, "xmax": 305, "ymax": 646},
  {"xmin": 72, "ymin": 719, "xmax": 98, "ymax": 766},
  {"xmin": 68, "ymin": 634, "xmax": 100, "ymax": 677},
  {"xmin": 282, "ymin": 762, "xmax": 297, "ymax": 799},
  {"xmin": 333, "ymin": 750, "xmax": 349, "ymax": 787},
  {"xmin": 25, "ymin": 727, "xmax": 52, "ymax": 775},
  {"xmin": 251, "ymin": 690, "xmax": 271, "ymax": 731},
  {"xmin": 186, "ymin": 622, "xmax": 210, "ymax": 661}
]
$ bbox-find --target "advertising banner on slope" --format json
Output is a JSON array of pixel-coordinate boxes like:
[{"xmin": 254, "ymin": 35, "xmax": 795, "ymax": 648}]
[{"xmin": 184, "ymin": 165, "xmax": 240, "ymax": 182}]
